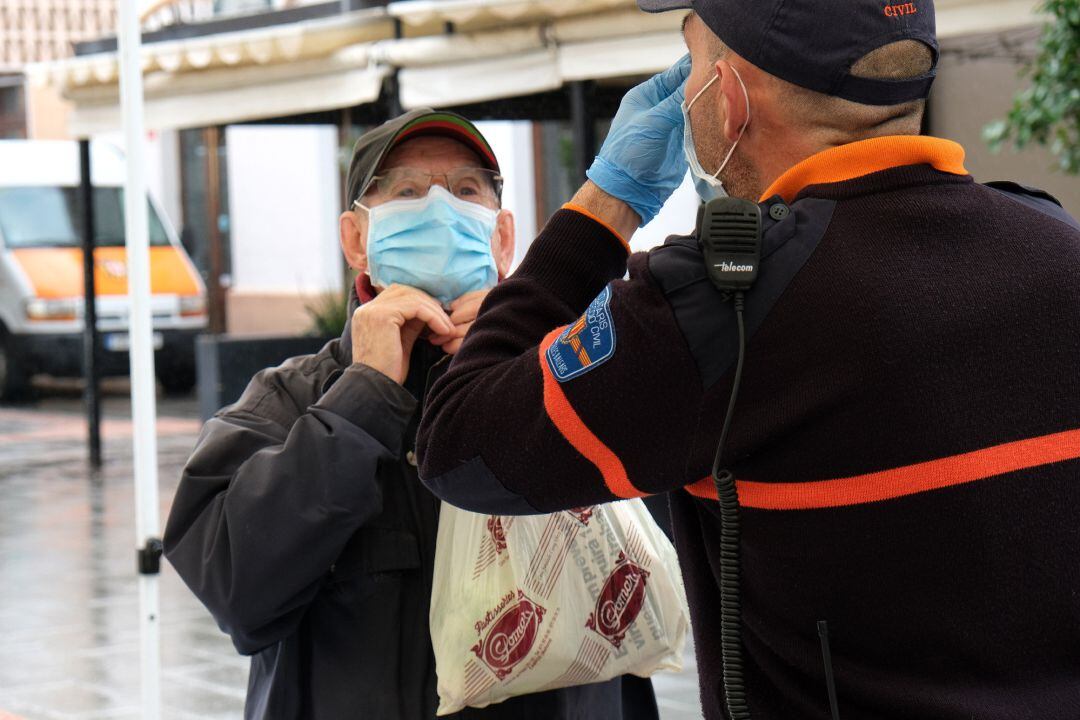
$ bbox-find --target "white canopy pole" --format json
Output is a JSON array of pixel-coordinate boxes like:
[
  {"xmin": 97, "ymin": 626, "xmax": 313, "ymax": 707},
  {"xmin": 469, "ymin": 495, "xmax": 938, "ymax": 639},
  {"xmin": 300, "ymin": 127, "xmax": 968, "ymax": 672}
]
[{"xmin": 117, "ymin": 2, "xmax": 162, "ymax": 719}]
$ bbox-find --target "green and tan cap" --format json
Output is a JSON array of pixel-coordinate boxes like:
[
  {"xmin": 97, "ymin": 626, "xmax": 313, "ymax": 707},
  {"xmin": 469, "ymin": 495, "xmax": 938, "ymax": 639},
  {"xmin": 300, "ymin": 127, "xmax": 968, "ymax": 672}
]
[{"xmin": 345, "ymin": 109, "xmax": 499, "ymax": 206}]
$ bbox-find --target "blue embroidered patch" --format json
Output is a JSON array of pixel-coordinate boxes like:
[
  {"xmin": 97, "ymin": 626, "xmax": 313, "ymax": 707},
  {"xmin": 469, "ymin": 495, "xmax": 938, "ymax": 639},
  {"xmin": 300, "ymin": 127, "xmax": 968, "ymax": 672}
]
[{"xmin": 546, "ymin": 285, "xmax": 616, "ymax": 382}]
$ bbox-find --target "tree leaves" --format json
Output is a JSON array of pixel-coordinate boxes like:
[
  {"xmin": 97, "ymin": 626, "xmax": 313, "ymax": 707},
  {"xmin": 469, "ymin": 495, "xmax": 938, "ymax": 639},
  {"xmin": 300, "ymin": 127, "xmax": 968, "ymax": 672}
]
[{"xmin": 984, "ymin": 0, "xmax": 1080, "ymax": 174}]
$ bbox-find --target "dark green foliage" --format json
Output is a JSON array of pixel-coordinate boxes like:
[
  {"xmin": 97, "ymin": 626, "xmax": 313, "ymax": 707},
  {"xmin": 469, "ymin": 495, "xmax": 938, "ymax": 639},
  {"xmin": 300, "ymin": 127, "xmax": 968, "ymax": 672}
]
[
  {"xmin": 984, "ymin": 0, "xmax": 1080, "ymax": 174},
  {"xmin": 304, "ymin": 287, "xmax": 350, "ymax": 338}
]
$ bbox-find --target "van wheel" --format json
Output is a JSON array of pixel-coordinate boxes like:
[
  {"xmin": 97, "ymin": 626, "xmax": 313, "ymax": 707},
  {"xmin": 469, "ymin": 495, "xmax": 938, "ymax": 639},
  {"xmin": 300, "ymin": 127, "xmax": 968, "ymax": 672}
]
[
  {"xmin": 0, "ymin": 334, "xmax": 32, "ymax": 403},
  {"xmin": 157, "ymin": 361, "xmax": 196, "ymax": 396}
]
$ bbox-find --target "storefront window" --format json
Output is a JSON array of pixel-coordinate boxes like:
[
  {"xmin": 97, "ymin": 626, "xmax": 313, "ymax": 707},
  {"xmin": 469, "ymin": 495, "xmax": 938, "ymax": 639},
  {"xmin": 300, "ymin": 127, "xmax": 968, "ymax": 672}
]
[{"xmin": 0, "ymin": 79, "xmax": 26, "ymax": 139}]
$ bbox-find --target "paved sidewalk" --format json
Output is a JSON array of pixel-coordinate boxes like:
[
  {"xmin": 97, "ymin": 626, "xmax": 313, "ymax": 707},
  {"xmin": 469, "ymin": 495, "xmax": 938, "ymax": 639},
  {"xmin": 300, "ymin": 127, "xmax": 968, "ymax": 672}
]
[
  {"xmin": 0, "ymin": 398, "xmax": 247, "ymax": 720},
  {"xmin": 0, "ymin": 397, "xmax": 703, "ymax": 720}
]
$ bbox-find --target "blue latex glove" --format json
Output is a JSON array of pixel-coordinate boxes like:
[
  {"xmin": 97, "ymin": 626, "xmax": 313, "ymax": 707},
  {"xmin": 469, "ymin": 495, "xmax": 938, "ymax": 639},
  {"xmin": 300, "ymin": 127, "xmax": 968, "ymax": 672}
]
[{"xmin": 586, "ymin": 55, "xmax": 690, "ymax": 226}]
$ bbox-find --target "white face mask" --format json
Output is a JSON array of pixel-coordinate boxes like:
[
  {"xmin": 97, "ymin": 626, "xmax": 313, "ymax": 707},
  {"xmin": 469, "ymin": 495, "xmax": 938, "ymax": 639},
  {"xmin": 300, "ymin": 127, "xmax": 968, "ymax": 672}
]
[{"xmin": 681, "ymin": 64, "xmax": 751, "ymax": 202}]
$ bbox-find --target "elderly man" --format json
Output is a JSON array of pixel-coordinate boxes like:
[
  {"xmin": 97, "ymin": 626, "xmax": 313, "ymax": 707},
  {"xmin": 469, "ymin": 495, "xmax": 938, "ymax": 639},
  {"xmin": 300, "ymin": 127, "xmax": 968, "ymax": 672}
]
[{"xmin": 163, "ymin": 110, "xmax": 658, "ymax": 720}]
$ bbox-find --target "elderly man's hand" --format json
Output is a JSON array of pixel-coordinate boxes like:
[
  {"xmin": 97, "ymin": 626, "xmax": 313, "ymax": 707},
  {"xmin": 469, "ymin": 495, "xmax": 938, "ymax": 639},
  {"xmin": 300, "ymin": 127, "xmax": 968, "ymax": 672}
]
[
  {"xmin": 586, "ymin": 55, "xmax": 690, "ymax": 227},
  {"xmin": 351, "ymin": 285, "xmax": 454, "ymax": 385},
  {"xmin": 428, "ymin": 289, "xmax": 489, "ymax": 356}
]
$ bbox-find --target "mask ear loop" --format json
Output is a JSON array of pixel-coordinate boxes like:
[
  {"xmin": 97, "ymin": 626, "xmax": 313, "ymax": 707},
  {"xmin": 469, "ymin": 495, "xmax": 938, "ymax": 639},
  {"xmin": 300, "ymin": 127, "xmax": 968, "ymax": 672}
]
[
  {"xmin": 353, "ymin": 174, "xmax": 377, "ymax": 213},
  {"xmin": 711, "ymin": 64, "xmax": 751, "ymax": 180},
  {"xmin": 685, "ymin": 72, "xmax": 719, "ymax": 112}
]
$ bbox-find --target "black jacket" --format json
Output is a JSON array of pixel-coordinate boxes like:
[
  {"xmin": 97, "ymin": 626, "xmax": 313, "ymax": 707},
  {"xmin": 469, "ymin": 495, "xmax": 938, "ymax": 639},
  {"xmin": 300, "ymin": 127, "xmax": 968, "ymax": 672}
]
[
  {"xmin": 417, "ymin": 138, "xmax": 1080, "ymax": 720},
  {"xmin": 163, "ymin": 293, "xmax": 659, "ymax": 719}
]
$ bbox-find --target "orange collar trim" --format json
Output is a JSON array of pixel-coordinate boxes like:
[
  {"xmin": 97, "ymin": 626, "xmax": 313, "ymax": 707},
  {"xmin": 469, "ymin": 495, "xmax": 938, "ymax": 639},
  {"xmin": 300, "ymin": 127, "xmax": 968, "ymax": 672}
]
[{"xmin": 760, "ymin": 136, "xmax": 968, "ymax": 203}]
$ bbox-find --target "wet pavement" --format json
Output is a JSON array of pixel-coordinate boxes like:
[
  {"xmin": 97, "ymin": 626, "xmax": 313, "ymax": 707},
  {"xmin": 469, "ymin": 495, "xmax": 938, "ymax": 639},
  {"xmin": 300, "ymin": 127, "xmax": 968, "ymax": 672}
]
[
  {"xmin": 0, "ymin": 395, "xmax": 246, "ymax": 720},
  {"xmin": 0, "ymin": 393, "xmax": 702, "ymax": 720}
]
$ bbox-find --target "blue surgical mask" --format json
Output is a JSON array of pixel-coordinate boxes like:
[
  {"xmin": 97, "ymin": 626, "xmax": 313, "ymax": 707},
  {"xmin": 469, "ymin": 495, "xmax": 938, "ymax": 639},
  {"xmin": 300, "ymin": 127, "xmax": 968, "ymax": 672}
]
[
  {"xmin": 682, "ymin": 65, "xmax": 751, "ymax": 202},
  {"xmin": 363, "ymin": 185, "xmax": 499, "ymax": 306}
]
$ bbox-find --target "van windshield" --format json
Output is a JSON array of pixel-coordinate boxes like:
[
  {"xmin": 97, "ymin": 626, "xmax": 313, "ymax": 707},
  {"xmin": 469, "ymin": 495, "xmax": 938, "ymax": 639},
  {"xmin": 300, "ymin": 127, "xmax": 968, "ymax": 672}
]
[{"xmin": 0, "ymin": 186, "xmax": 171, "ymax": 249}]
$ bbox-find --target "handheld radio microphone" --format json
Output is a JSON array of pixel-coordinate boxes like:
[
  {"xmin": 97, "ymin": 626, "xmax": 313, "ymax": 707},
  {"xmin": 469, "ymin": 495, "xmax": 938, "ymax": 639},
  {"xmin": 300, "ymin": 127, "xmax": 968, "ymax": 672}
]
[
  {"xmin": 697, "ymin": 197, "xmax": 761, "ymax": 292},
  {"xmin": 695, "ymin": 196, "xmax": 763, "ymax": 720}
]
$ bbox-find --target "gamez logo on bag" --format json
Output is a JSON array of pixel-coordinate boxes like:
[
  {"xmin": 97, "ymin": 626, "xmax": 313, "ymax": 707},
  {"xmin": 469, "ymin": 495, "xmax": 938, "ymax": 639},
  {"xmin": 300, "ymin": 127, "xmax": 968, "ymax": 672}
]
[
  {"xmin": 486, "ymin": 517, "xmax": 508, "ymax": 555},
  {"xmin": 567, "ymin": 507, "xmax": 594, "ymax": 525},
  {"xmin": 586, "ymin": 552, "xmax": 650, "ymax": 649},
  {"xmin": 471, "ymin": 590, "xmax": 546, "ymax": 680}
]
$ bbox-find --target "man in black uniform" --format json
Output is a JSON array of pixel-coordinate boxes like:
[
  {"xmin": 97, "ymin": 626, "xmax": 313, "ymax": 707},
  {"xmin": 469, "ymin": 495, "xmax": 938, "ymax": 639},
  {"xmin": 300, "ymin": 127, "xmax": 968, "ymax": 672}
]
[
  {"xmin": 418, "ymin": 1, "xmax": 1080, "ymax": 719},
  {"xmin": 164, "ymin": 109, "xmax": 658, "ymax": 720}
]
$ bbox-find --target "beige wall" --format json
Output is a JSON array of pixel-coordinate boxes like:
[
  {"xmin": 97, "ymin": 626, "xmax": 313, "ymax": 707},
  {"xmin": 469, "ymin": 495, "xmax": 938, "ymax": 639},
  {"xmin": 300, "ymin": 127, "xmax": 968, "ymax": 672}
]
[
  {"xmin": 226, "ymin": 290, "xmax": 332, "ymax": 337},
  {"xmin": 25, "ymin": 82, "xmax": 72, "ymax": 139},
  {"xmin": 930, "ymin": 38, "xmax": 1080, "ymax": 217}
]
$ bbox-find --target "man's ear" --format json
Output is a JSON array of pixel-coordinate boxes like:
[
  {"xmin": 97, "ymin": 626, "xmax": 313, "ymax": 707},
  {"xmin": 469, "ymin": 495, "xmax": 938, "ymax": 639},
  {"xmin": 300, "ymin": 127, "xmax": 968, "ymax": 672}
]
[
  {"xmin": 339, "ymin": 209, "xmax": 369, "ymax": 274},
  {"xmin": 717, "ymin": 59, "xmax": 750, "ymax": 144},
  {"xmin": 492, "ymin": 209, "xmax": 516, "ymax": 277}
]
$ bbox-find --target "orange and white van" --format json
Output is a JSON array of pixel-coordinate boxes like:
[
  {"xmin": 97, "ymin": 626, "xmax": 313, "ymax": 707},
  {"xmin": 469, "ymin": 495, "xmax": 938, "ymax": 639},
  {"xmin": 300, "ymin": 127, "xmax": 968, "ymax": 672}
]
[{"xmin": 0, "ymin": 140, "xmax": 207, "ymax": 400}]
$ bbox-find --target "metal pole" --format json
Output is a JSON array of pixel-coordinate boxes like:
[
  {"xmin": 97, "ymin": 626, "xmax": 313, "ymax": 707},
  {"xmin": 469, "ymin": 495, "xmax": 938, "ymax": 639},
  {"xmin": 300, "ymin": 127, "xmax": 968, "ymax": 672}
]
[
  {"xmin": 79, "ymin": 139, "xmax": 102, "ymax": 469},
  {"xmin": 337, "ymin": 109, "xmax": 356, "ymax": 291},
  {"xmin": 569, "ymin": 80, "xmax": 597, "ymax": 183},
  {"xmin": 204, "ymin": 126, "xmax": 225, "ymax": 334},
  {"xmin": 117, "ymin": 2, "xmax": 162, "ymax": 719},
  {"xmin": 383, "ymin": 18, "xmax": 404, "ymax": 119}
]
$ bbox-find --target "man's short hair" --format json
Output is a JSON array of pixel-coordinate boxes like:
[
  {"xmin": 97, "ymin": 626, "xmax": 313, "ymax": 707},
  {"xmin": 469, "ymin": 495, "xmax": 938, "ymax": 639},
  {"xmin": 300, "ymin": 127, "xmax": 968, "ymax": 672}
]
[
  {"xmin": 776, "ymin": 40, "xmax": 933, "ymax": 136},
  {"xmin": 706, "ymin": 27, "xmax": 933, "ymax": 137}
]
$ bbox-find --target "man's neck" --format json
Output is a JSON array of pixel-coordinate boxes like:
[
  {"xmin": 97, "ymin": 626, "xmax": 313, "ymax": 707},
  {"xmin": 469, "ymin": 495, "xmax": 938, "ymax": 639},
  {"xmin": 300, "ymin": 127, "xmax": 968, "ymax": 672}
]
[
  {"xmin": 733, "ymin": 126, "xmax": 818, "ymax": 201},
  {"xmin": 747, "ymin": 129, "xmax": 925, "ymax": 202}
]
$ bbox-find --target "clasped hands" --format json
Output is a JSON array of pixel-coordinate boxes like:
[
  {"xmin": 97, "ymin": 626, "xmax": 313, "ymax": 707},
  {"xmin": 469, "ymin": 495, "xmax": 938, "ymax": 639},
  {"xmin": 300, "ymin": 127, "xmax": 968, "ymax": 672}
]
[{"xmin": 351, "ymin": 285, "xmax": 486, "ymax": 385}]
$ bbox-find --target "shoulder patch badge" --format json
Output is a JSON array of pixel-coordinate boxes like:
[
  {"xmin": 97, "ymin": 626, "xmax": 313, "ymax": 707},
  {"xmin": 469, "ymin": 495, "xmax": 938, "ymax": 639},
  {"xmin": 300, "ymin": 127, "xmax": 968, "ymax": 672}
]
[{"xmin": 545, "ymin": 285, "xmax": 616, "ymax": 382}]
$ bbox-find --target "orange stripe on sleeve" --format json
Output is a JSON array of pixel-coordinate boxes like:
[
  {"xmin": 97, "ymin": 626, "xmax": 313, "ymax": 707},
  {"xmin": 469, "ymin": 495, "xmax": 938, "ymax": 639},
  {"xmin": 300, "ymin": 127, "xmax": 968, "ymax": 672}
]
[
  {"xmin": 685, "ymin": 427, "xmax": 1080, "ymax": 510},
  {"xmin": 538, "ymin": 327, "xmax": 643, "ymax": 499},
  {"xmin": 562, "ymin": 203, "xmax": 631, "ymax": 254}
]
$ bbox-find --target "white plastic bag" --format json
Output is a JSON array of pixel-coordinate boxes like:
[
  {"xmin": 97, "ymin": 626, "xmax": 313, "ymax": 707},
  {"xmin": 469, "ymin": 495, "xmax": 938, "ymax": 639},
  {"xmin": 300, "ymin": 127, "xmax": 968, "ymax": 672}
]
[{"xmin": 430, "ymin": 500, "xmax": 690, "ymax": 715}]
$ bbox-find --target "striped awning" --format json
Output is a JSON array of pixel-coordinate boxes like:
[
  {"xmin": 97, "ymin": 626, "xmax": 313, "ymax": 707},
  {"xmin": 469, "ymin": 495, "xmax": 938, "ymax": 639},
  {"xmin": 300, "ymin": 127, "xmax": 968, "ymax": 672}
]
[{"xmin": 26, "ymin": 0, "xmax": 1042, "ymax": 134}]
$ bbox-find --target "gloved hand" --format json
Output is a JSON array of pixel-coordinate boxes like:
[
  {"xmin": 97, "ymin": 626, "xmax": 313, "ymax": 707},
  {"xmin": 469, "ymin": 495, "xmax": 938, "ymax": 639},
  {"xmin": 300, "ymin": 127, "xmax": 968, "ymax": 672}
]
[{"xmin": 586, "ymin": 55, "xmax": 690, "ymax": 227}]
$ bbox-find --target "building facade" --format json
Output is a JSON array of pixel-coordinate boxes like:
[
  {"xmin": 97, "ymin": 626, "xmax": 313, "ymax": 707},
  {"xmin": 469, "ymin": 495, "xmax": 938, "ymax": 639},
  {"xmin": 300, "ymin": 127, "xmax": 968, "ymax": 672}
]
[
  {"xmin": 0, "ymin": 0, "xmax": 118, "ymax": 138},
  {"xmin": 24, "ymin": 0, "xmax": 1080, "ymax": 338}
]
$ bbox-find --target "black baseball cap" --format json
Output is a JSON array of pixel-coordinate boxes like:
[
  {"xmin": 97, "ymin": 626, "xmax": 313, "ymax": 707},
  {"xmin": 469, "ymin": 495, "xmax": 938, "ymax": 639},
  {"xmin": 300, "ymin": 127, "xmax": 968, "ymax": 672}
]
[
  {"xmin": 345, "ymin": 108, "xmax": 501, "ymax": 207},
  {"xmin": 639, "ymin": 0, "xmax": 938, "ymax": 105}
]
